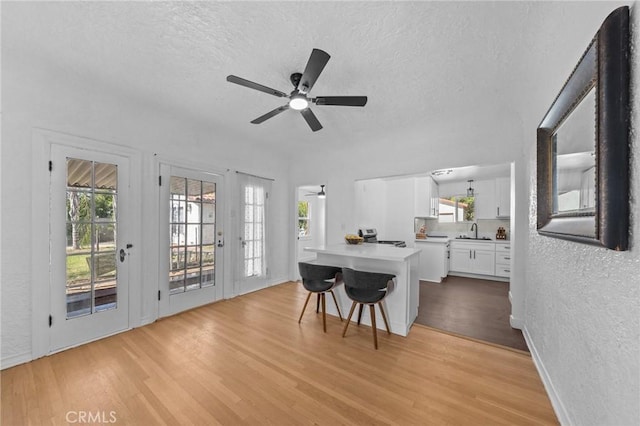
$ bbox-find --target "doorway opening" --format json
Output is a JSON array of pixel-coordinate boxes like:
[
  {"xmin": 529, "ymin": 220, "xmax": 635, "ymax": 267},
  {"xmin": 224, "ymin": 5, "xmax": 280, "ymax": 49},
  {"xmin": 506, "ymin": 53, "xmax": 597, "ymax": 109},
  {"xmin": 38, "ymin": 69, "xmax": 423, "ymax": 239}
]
[{"xmin": 294, "ymin": 185, "xmax": 327, "ymax": 279}]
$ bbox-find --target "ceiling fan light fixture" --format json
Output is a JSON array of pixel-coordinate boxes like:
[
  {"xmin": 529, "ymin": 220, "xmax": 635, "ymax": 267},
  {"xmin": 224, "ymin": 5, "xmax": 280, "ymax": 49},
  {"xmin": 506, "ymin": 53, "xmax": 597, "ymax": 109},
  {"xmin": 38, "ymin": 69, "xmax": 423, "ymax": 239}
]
[
  {"xmin": 289, "ymin": 95, "xmax": 309, "ymax": 110},
  {"xmin": 318, "ymin": 184, "xmax": 326, "ymax": 198}
]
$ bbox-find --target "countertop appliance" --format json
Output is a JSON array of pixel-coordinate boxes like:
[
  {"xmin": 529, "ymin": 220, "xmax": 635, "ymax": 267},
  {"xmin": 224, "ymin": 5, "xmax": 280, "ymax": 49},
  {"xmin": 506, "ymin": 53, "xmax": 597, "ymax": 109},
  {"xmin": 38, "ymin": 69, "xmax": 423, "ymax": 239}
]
[{"xmin": 358, "ymin": 228, "xmax": 406, "ymax": 247}]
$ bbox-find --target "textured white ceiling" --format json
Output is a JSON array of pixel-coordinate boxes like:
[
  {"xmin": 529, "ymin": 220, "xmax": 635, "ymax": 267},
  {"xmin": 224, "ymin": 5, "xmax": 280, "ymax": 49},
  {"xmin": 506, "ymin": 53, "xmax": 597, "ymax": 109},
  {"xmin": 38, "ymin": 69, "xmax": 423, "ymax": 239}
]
[{"xmin": 2, "ymin": 1, "xmax": 625, "ymax": 155}]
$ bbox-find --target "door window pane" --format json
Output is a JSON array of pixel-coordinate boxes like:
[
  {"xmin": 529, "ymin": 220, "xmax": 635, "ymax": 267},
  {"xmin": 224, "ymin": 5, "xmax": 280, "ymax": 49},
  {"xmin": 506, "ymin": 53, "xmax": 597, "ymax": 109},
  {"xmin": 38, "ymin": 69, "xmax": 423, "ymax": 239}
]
[
  {"xmin": 169, "ymin": 176, "xmax": 216, "ymax": 293},
  {"xmin": 243, "ymin": 183, "xmax": 266, "ymax": 278},
  {"xmin": 66, "ymin": 158, "xmax": 118, "ymax": 318}
]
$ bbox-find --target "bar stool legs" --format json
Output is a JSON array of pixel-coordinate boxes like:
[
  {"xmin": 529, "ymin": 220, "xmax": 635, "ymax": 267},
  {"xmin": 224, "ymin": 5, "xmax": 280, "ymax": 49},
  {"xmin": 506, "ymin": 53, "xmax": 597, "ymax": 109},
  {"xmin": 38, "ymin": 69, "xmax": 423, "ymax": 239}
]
[
  {"xmin": 369, "ymin": 305, "xmax": 378, "ymax": 349},
  {"xmin": 299, "ymin": 289, "xmax": 343, "ymax": 332},
  {"xmin": 342, "ymin": 301, "xmax": 389, "ymax": 349},
  {"xmin": 342, "ymin": 301, "xmax": 358, "ymax": 337},
  {"xmin": 298, "ymin": 292, "xmax": 313, "ymax": 324},
  {"xmin": 379, "ymin": 302, "xmax": 391, "ymax": 335},
  {"xmin": 329, "ymin": 290, "xmax": 343, "ymax": 320}
]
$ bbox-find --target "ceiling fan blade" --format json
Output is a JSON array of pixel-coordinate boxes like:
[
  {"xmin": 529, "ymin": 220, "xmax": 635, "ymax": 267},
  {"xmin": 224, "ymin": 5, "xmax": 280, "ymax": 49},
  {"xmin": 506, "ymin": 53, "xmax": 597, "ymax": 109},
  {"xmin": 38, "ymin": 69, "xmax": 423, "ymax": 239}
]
[
  {"xmin": 297, "ymin": 49, "xmax": 330, "ymax": 94},
  {"xmin": 251, "ymin": 105, "xmax": 289, "ymax": 124},
  {"xmin": 314, "ymin": 96, "xmax": 368, "ymax": 107},
  {"xmin": 227, "ymin": 75, "xmax": 288, "ymax": 98},
  {"xmin": 300, "ymin": 108, "xmax": 323, "ymax": 132}
]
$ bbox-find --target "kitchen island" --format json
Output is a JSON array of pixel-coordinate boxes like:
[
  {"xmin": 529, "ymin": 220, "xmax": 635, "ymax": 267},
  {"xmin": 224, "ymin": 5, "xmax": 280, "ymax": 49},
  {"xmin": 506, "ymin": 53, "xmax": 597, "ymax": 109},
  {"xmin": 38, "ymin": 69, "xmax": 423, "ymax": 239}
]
[{"xmin": 303, "ymin": 243, "xmax": 421, "ymax": 336}]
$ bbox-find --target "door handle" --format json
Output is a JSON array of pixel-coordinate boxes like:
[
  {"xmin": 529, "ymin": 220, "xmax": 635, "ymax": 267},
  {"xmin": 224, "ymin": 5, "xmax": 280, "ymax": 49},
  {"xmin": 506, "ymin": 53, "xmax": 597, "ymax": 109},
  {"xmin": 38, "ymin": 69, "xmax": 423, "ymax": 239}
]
[{"xmin": 119, "ymin": 248, "xmax": 126, "ymax": 262}]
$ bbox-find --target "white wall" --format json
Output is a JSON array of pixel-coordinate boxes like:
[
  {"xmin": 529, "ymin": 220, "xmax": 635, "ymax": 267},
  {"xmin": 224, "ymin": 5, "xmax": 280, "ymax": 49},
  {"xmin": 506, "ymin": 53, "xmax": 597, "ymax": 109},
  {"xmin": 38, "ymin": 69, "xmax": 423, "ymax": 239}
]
[
  {"xmin": 522, "ymin": 5, "xmax": 640, "ymax": 426},
  {"xmin": 1, "ymin": 35, "xmax": 292, "ymax": 366}
]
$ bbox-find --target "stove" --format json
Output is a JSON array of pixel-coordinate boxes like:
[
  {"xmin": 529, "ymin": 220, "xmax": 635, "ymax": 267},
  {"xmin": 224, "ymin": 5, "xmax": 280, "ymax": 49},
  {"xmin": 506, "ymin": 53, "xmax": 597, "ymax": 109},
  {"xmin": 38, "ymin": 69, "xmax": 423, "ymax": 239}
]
[{"xmin": 358, "ymin": 228, "xmax": 406, "ymax": 247}]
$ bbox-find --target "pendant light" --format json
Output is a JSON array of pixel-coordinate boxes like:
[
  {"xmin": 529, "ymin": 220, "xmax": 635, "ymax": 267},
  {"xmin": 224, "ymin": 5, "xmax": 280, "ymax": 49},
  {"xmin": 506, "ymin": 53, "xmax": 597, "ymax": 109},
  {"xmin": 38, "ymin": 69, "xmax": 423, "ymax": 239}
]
[{"xmin": 466, "ymin": 180, "xmax": 474, "ymax": 197}]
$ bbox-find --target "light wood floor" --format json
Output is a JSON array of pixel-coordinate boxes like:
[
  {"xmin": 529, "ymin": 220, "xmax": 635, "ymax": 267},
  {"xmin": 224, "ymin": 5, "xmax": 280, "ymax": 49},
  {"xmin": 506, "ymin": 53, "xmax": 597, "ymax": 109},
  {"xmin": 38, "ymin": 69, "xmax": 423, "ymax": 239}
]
[{"xmin": 2, "ymin": 282, "xmax": 558, "ymax": 425}]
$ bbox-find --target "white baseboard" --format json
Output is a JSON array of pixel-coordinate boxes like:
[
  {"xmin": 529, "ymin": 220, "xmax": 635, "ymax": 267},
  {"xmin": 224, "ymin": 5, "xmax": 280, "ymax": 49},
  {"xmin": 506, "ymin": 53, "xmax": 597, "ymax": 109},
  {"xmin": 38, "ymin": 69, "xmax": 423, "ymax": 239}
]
[
  {"xmin": 1, "ymin": 351, "xmax": 33, "ymax": 370},
  {"xmin": 268, "ymin": 277, "xmax": 289, "ymax": 287},
  {"xmin": 523, "ymin": 326, "xmax": 572, "ymax": 426},
  {"xmin": 509, "ymin": 315, "xmax": 524, "ymax": 329}
]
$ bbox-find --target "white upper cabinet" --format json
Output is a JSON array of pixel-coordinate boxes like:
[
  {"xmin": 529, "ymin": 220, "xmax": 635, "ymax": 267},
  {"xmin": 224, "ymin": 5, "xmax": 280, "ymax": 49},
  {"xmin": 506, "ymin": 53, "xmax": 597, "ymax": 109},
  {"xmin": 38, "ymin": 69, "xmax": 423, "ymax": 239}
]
[
  {"xmin": 414, "ymin": 176, "xmax": 439, "ymax": 218},
  {"xmin": 580, "ymin": 166, "xmax": 596, "ymax": 209},
  {"xmin": 469, "ymin": 177, "xmax": 511, "ymax": 219},
  {"xmin": 495, "ymin": 177, "xmax": 511, "ymax": 218},
  {"xmin": 473, "ymin": 179, "xmax": 496, "ymax": 219}
]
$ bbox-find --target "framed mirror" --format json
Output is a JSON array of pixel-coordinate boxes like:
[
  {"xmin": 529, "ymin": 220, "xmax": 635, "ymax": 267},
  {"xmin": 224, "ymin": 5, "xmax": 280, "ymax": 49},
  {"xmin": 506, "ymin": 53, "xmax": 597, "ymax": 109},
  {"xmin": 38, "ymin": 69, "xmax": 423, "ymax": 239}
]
[{"xmin": 537, "ymin": 6, "xmax": 629, "ymax": 251}]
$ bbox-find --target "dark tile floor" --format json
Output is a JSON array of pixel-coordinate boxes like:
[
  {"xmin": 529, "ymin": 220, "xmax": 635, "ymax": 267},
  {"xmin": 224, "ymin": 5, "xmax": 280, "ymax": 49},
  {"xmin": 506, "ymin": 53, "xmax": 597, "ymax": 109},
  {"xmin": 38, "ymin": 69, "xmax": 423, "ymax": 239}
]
[{"xmin": 415, "ymin": 276, "xmax": 529, "ymax": 352}]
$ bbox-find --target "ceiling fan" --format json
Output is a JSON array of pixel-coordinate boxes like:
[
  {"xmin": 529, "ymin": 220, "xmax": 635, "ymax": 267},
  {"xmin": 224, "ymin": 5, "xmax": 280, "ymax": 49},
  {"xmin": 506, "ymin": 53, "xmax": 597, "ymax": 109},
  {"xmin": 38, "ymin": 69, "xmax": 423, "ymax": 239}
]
[
  {"xmin": 226, "ymin": 48, "xmax": 367, "ymax": 132},
  {"xmin": 305, "ymin": 185, "xmax": 326, "ymax": 198}
]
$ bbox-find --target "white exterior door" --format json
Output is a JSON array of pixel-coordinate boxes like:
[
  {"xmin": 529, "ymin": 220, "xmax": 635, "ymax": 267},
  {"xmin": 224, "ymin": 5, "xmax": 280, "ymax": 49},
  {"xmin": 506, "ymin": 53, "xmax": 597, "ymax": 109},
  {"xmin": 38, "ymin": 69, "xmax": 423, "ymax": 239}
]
[
  {"xmin": 237, "ymin": 174, "xmax": 271, "ymax": 295},
  {"xmin": 158, "ymin": 164, "xmax": 224, "ymax": 317},
  {"xmin": 50, "ymin": 144, "xmax": 132, "ymax": 352}
]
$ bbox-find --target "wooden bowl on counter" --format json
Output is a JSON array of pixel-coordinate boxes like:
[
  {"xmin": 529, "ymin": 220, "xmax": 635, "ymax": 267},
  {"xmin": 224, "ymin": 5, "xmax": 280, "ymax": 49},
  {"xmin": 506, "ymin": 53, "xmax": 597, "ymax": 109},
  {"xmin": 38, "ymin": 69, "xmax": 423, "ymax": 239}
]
[{"xmin": 344, "ymin": 235, "xmax": 364, "ymax": 245}]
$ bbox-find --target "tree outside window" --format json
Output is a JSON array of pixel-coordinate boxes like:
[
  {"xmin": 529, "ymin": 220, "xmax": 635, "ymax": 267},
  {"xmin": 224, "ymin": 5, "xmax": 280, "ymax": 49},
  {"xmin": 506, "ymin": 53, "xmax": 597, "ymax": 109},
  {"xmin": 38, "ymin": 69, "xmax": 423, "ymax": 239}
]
[{"xmin": 298, "ymin": 201, "xmax": 310, "ymax": 237}]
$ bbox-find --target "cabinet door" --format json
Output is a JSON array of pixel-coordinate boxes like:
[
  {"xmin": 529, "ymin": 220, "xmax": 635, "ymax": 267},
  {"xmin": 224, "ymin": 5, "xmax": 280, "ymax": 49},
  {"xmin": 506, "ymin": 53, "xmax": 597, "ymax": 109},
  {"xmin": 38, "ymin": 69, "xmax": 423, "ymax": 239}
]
[
  {"xmin": 472, "ymin": 250, "xmax": 496, "ymax": 275},
  {"xmin": 495, "ymin": 177, "xmax": 511, "ymax": 218},
  {"xmin": 449, "ymin": 248, "xmax": 472, "ymax": 272},
  {"xmin": 417, "ymin": 243, "xmax": 447, "ymax": 282},
  {"xmin": 429, "ymin": 178, "xmax": 439, "ymax": 218},
  {"xmin": 443, "ymin": 244, "xmax": 450, "ymax": 276},
  {"xmin": 414, "ymin": 177, "xmax": 432, "ymax": 217},
  {"xmin": 474, "ymin": 180, "xmax": 495, "ymax": 219},
  {"xmin": 580, "ymin": 166, "xmax": 596, "ymax": 209}
]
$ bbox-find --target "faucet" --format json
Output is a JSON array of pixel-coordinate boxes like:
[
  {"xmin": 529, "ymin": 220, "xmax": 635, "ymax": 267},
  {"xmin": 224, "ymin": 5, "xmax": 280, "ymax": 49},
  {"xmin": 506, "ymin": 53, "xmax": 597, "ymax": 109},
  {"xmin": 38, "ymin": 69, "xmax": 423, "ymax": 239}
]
[{"xmin": 470, "ymin": 222, "xmax": 478, "ymax": 239}]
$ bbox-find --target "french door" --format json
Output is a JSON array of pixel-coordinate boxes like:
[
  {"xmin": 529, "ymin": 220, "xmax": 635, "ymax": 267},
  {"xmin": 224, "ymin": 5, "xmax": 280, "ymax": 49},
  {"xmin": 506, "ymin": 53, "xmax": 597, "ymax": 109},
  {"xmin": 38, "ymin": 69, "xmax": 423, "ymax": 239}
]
[
  {"xmin": 50, "ymin": 144, "xmax": 131, "ymax": 352},
  {"xmin": 237, "ymin": 173, "xmax": 271, "ymax": 295},
  {"xmin": 158, "ymin": 164, "xmax": 224, "ymax": 317}
]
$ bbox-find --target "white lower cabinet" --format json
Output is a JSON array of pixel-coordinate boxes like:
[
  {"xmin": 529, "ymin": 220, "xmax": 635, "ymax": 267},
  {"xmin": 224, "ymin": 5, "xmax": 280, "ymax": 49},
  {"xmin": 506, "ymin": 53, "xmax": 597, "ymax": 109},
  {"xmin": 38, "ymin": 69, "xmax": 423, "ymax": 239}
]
[
  {"xmin": 415, "ymin": 241, "xmax": 449, "ymax": 282},
  {"xmin": 494, "ymin": 242, "xmax": 511, "ymax": 278},
  {"xmin": 449, "ymin": 241, "xmax": 495, "ymax": 276}
]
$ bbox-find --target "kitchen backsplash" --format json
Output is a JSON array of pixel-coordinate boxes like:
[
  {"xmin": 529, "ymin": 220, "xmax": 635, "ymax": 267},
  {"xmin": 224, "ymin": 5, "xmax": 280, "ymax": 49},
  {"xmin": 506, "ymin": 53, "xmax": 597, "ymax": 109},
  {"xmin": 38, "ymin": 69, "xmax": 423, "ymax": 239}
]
[{"xmin": 415, "ymin": 218, "xmax": 511, "ymax": 240}]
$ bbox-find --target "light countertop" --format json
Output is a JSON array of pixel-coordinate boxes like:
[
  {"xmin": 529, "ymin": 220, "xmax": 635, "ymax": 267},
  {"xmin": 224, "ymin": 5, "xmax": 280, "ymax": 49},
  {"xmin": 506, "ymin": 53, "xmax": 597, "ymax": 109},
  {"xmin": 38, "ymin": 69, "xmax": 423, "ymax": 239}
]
[
  {"xmin": 414, "ymin": 238, "xmax": 450, "ymax": 244},
  {"xmin": 416, "ymin": 238, "xmax": 510, "ymax": 245},
  {"xmin": 304, "ymin": 243, "xmax": 421, "ymax": 261}
]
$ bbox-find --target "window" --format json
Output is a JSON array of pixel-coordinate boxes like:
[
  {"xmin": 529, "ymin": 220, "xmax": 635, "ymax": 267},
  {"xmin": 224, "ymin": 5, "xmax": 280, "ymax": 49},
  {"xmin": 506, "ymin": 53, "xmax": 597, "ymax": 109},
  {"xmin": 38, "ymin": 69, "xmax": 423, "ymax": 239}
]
[
  {"xmin": 298, "ymin": 201, "xmax": 310, "ymax": 237},
  {"xmin": 438, "ymin": 196, "xmax": 475, "ymax": 223}
]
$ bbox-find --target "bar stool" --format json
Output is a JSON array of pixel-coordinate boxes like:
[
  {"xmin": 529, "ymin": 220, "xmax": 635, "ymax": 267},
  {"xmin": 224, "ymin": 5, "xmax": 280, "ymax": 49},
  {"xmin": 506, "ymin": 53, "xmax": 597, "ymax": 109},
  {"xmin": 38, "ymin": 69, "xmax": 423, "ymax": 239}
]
[
  {"xmin": 341, "ymin": 268, "xmax": 395, "ymax": 349},
  {"xmin": 298, "ymin": 262, "xmax": 344, "ymax": 332}
]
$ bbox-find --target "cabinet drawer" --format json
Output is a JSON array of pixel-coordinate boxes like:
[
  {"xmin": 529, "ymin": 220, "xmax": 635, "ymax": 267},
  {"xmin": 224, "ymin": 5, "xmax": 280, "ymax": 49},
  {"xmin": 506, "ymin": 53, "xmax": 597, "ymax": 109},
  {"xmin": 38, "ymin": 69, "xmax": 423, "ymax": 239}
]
[
  {"xmin": 495, "ymin": 265, "xmax": 511, "ymax": 277},
  {"xmin": 495, "ymin": 243, "xmax": 511, "ymax": 253},
  {"xmin": 450, "ymin": 242, "xmax": 495, "ymax": 252},
  {"xmin": 496, "ymin": 253, "xmax": 511, "ymax": 264}
]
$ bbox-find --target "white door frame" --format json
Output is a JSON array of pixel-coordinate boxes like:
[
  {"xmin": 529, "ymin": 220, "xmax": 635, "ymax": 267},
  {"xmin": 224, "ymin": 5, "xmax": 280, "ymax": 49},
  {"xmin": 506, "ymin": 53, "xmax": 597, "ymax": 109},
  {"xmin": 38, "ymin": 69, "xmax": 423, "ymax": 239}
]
[
  {"xmin": 31, "ymin": 129, "xmax": 142, "ymax": 358},
  {"xmin": 292, "ymin": 184, "xmax": 327, "ymax": 280}
]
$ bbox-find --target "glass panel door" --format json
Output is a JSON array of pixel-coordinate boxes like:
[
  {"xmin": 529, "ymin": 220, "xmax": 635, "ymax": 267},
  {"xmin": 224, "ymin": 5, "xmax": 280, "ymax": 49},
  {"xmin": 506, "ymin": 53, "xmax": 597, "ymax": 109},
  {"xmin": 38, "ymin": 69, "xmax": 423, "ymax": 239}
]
[
  {"xmin": 50, "ymin": 144, "xmax": 130, "ymax": 352},
  {"xmin": 159, "ymin": 164, "xmax": 223, "ymax": 317},
  {"xmin": 237, "ymin": 174, "xmax": 271, "ymax": 295}
]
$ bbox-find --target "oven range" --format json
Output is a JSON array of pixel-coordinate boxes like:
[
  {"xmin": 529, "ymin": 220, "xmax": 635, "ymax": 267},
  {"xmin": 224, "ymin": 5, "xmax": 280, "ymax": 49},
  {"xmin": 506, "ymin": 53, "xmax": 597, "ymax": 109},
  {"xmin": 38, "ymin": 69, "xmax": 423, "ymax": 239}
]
[{"xmin": 357, "ymin": 228, "xmax": 406, "ymax": 247}]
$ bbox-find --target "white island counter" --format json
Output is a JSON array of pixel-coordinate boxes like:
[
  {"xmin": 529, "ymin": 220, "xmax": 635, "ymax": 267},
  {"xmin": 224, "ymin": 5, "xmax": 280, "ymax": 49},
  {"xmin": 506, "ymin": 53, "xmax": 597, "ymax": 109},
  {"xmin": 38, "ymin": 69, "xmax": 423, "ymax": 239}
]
[{"xmin": 304, "ymin": 243, "xmax": 421, "ymax": 336}]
